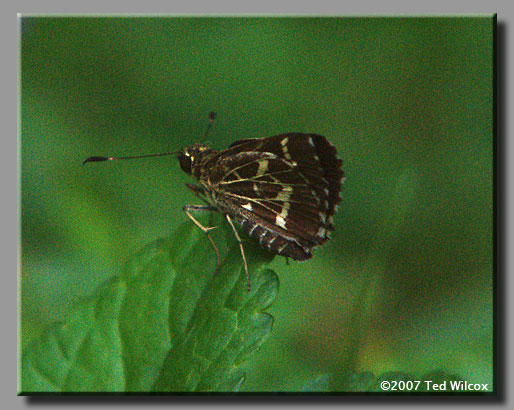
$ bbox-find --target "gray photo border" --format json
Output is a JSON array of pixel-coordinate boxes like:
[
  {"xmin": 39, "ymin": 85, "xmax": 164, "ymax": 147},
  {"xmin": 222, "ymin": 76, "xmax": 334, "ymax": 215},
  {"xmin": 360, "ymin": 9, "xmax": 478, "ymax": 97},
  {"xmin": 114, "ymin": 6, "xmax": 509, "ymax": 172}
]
[{"xmin": 9, "ymin": 1, "xmax": 510, "ymax": 409}]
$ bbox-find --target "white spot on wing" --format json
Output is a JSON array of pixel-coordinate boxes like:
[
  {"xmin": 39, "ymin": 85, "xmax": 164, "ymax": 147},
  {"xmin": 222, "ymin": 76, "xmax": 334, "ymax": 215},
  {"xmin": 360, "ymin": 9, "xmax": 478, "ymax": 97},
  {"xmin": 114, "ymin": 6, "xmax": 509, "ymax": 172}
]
[
  {"xmin": 275, "ymin": 198, "xmax": 291, "ymax": 229},
  {"xmin": 275, "ymin": 189, "xmax": 292, "ymax": 201},
  {"xmin": 242, "ymin": 203, "xmax": 252, "ymax": 211},
  {"xmin": 315, "ymin": 226, "xmax": 327, "ymax": 238},
  {"xmin": 312, "ymin": 190, "xmax": 321, "ymax": 205},
  {"xmin": 308, "ymin": 137, "xmax": 320, "ymax": 162},
  {"xmin": 276, "ymin": 214, "xmax": 286, "ymax": 229},
  {"xmin": 281, "ymin": 137, "xmax": 292, "ymax": 160},
  {"xmin": 257, "ymin": 160, "xmax": 268, "ymax": 176}
]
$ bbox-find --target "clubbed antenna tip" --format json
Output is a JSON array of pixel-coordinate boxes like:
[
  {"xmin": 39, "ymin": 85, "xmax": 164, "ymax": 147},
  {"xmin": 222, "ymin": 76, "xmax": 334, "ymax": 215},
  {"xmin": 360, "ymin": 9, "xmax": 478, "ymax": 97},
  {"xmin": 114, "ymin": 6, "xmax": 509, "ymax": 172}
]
[
  {"xmin": 82, "ymin": 156, "xmax": 110, "ymax": 165},
  {"xmin": 202, "ymin": 111, "xmax": 217, "ymax": 140}
]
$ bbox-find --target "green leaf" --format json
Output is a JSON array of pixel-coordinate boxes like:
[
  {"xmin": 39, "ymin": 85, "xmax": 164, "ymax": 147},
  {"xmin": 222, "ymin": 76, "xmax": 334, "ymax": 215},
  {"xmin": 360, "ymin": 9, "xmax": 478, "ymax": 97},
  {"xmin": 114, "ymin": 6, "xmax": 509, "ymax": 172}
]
[{"xmin": 20, "ymin": 217, "xmax": 279, "ymax": 393}]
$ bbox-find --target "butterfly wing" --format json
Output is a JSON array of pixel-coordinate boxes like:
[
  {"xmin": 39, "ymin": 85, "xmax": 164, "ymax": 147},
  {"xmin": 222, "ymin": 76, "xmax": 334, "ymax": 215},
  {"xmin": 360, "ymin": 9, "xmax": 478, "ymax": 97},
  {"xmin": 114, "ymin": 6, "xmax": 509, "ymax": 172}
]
[
  {"xmin": 206, "ymin": 134, "xmax": 343, "ymax": 260},
  {"xmin": 218, "ymin": 133, "xmax": 343, "ymax": 221}
]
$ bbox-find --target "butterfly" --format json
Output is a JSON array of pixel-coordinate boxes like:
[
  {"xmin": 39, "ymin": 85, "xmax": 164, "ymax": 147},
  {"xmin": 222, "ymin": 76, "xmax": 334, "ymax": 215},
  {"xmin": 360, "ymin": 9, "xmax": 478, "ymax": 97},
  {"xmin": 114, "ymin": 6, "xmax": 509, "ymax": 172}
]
[{"xmin": 84, "ymin": 113, "xmax": 344, "ymax": 291}]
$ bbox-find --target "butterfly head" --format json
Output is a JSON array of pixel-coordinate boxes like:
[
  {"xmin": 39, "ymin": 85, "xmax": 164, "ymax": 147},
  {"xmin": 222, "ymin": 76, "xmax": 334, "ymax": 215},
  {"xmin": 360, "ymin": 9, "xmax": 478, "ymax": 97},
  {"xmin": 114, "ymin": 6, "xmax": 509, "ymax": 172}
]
[{"xmin": 178, "ymin": 143, "xmax": 213, "ymax": 175}]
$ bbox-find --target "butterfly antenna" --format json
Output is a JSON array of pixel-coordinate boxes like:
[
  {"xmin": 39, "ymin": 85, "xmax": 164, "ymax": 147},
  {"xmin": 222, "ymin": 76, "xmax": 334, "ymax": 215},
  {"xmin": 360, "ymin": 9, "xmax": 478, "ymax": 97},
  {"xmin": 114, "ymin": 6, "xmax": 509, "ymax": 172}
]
[
  {"xmin": 82, "ymin": 150, "xmax": 180, "ymax": 165},
  {"xmin": 83, "ymin": 112, "xmax": 215, "ymax": 165},
  {"xmin": 202, "ymin": 111, "xmax": 216, "ymax": 141}
]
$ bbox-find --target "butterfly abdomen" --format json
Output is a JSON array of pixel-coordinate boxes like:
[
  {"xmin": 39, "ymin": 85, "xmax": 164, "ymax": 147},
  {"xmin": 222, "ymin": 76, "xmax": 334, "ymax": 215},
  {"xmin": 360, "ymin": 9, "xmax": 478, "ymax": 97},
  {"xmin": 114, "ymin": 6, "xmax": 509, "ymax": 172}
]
[{"xmin": 238, "ymin": 217, "xmax": 313, "ymax": 261}]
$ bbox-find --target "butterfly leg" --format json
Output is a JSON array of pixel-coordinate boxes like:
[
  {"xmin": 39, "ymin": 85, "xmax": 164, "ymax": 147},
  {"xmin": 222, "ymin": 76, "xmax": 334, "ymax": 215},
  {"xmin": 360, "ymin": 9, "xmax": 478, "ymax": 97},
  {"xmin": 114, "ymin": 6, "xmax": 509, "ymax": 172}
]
[
  {"xmin": 183, "ymin": 205, "xmax": 221, "ymax": 273},
  {"xmin": 224, "ymin": 214, "xmax": 250, "ymax": 292}
]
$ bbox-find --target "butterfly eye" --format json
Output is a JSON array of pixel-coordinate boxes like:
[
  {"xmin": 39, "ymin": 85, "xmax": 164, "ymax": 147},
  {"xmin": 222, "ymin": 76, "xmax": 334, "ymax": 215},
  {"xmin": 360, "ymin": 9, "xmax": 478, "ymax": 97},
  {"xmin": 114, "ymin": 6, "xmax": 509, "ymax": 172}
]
[{"xmin": 178, "ymin": 151, "xmax": 193, "ymax": 174}]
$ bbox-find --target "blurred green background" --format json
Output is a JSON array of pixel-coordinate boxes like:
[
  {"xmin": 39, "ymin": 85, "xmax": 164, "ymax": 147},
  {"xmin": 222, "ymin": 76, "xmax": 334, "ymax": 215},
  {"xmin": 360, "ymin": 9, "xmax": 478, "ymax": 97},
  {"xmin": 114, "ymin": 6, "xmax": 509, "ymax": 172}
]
[{"xmin": 20, "ymin": 16, "xmax": 493, "ymax": 391}]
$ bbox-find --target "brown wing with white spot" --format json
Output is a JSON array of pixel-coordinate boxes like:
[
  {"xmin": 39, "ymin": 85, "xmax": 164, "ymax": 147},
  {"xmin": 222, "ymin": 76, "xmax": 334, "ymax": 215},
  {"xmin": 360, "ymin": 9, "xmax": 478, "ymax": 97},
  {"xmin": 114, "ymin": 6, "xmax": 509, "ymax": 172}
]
[
  {"xmin": 209, "ymin": 134, "xmax": 343, "ymax": 260},
  {"xmin": 216, "ymin": 133, "xmax": 343, "ymax": 226}
]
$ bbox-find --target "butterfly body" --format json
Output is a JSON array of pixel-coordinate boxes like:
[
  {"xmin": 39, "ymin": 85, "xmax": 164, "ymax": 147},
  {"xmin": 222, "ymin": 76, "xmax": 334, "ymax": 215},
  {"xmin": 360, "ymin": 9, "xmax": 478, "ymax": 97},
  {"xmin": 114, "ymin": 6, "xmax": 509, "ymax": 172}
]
[{"xmin": 178, "ymin": 133, "xmax": 344, "ymax": 262}]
